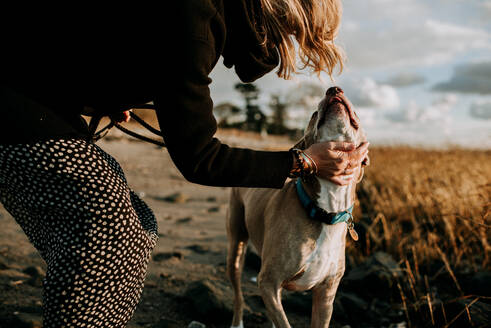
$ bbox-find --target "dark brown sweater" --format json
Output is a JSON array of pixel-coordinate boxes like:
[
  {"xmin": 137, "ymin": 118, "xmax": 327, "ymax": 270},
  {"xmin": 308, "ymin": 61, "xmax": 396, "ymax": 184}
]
[{"xmin": 0, "ymin": 1, "xmax": 292, "ymax": 188}]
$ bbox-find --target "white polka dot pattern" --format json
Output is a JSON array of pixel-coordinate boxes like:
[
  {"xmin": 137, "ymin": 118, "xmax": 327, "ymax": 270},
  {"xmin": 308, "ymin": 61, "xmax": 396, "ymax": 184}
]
[{"xmin": 0, "ymin": 139, "xmax": 158, "ymax": 327}]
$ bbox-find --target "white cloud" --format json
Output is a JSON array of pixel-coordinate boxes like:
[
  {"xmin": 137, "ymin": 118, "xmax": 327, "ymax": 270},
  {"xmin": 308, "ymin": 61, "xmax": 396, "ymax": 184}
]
[
  {"xmin": 355, "ymin": 109, "xmax": 377, "ymax": 128},
  {"xmin": 338, "ymin": 0, "xmax": 491, "ymax": 69},
  {"xmin": 387, "ymin": 94, "xmax": 457, "ymax": 124},
  {"xmin": 482, "ymin": 2, "xmax": 491, "ymax": 19},
  {"xmin": 470, "ymin": 100, "xmax": 491, "ymax": 119},
  {"xmin": 343, "ymin": 78, "xmax": 400, "ymax": 110},
  {"xmin": 433, "ymin": 61, "xmax": 491, "ymax": 94}
]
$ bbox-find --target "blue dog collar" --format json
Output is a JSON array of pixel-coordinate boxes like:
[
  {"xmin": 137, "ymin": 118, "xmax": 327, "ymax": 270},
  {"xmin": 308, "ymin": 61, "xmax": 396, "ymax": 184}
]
[{"xmin": 295, "ymin": 179, "xmax": 355, "ymax": 226}]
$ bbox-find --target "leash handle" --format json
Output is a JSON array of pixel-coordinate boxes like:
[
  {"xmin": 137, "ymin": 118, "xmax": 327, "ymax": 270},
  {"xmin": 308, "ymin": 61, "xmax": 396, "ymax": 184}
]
[
  {"xmin": 129, "ymin": 111, "xmax": 162, "ymax": 136},
  {"xmin": 113, "ymin": 122, "xmax": 166, "ymax": 147},
  {"xmin": 87, "ymin": 105, "xmax": 166, "ymax": 147}
]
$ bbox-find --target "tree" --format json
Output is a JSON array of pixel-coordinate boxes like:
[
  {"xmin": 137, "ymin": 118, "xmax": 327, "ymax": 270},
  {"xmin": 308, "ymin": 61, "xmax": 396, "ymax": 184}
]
[
  {"xmin": 268, "ymin": 94, "xmax": 288, "ymax": 134},
  {"xmin": 234, "ymin": 83, "xmax": 266, "ymax": 132},
  {"xmin": 213, "ymin": 102, "xmax": 243, "ymax": 127}
]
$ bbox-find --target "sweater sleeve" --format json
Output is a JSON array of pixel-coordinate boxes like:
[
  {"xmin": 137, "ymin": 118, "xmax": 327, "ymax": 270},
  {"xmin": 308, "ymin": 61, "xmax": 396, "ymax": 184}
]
[{"xmin": 154, "ymin": 37, "xmax": 292, "ymax": 188}]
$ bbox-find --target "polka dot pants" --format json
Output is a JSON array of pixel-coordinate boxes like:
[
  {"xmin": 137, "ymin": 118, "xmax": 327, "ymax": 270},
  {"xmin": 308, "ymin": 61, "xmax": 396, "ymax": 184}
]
[{"xmin": 0, "ymin": 139, "xmax": 158, "ymax": 327}]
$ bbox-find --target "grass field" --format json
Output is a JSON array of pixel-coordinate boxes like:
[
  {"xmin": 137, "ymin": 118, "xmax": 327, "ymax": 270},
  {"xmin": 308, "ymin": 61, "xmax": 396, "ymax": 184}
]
[{"xmin": 351, "ymin": 147, "xmax": 490, "ymax": 327}]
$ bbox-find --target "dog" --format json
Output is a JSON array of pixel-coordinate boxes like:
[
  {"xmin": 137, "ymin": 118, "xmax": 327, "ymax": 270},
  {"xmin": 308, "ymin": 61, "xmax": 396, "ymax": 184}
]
[{"xmin": 225, "ymin": 86, "xmax": 369, "ymax": 328}]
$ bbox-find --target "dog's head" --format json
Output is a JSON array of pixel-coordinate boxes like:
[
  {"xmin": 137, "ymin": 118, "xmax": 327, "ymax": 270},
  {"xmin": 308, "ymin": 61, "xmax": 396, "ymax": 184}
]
[{"xmin": 295, "ymin": 86, "xmax": 369, "ymax": 182}]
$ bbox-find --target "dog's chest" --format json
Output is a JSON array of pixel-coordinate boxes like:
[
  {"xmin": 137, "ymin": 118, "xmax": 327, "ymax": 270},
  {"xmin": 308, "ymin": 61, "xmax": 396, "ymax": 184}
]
[{"xmin": 293, "ymin": 223, "xmax": 347, "ymax": 290}]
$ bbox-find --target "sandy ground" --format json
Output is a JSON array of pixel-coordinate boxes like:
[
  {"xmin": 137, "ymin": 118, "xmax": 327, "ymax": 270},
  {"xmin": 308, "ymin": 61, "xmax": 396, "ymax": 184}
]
[{"xmin": 0, "ymin": 131, "xmax": 325, "ymax": 328}]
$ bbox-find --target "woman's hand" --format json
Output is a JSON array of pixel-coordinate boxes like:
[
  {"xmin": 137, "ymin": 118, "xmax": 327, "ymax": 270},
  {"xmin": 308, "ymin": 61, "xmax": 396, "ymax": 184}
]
[
  {"xmin": 109, "ymin": 110, "xmax": 132, "ymax": 123},
  {"xmin": 304, "ymin": 141, "xmax": 369, "ymax": 186}
]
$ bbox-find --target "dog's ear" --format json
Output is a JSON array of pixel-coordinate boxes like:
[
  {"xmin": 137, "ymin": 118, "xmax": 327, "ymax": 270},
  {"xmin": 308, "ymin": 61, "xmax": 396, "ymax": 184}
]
[
  {"xmin": 293, "ymin": 111, "xmax": 318, "ymax": 150},
  {"xmin": 356, "ymin": 154, "xmax": 370, "ymax": 183},
  {"xmin": 293, "ymin": 137, "xmax": 307, "ymax": 150},
  {"xmin": 356, "ymin": 167, "xmax": 365, "ymax": 183}
]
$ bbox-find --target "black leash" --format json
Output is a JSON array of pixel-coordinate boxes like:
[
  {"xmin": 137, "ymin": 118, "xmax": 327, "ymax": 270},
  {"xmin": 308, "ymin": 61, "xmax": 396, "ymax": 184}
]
[{"xmin": 88, "ymin": 106, "xmax": 166, "ymax": 147}]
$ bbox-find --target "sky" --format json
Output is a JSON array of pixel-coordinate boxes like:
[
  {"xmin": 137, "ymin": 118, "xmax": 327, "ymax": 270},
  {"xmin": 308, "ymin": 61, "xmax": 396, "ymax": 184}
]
[{"xmin": 209, "ymin": 0, "xmax": 491, "ymax": 148}]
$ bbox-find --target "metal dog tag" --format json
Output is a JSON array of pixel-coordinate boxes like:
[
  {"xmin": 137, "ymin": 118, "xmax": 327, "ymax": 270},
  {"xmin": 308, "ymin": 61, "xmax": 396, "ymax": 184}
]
[
  {"xmin": 347, "ymin": 216, "xmax": 359, "ymax": 241},
  {"xmin": 348, "ymin": 227, "xmax": 359, "ymax": 241}
]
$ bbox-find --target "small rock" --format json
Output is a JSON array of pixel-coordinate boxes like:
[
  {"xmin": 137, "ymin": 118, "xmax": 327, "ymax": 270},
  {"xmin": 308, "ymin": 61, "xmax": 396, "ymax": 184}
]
[
  {"xmin": 343, "ymin": 251, "xmax": 401, "ymax": 298},
  {"xmin": 153, "ymin": 252, "xmax": 183, "ymax": 262},
  {"xmin": 188, "ymin": 321, "xmax": 206, "ymax": 328},
  {"xmin": 162, "ymin": 192, "xmax": 189, "ymax": 203},
  {"xmin": 337, "ymin": 292, "xmax": 369, "ymax": 319},
  {"xmin": 186, "ymin": 245, "xmax": 210, "ymax": 254},
  {"xmin": 184, "ymin": 280, "xmax": 233, "ymax": 323},
  {"xmin": 207, "ymin": 206, "xmax": 220, "ymax": 213},
  {"xmin": 371, "ymin": 252, "xmax": 400, "ymax": 274},
  {"xmin": 176, "ymin": 217, "xmax": 193, "ymax": 224}
]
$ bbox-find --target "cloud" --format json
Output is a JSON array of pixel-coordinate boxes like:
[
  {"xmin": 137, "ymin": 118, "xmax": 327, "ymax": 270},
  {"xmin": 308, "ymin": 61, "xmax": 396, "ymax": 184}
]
[
  {"xmin": 338, "ymin": 0, "xmax": 491, "ymax": 69},
  {"xmin": 432, "ymin": 61, "xmax": 491, "ymax": 94},
  {"xmin": 482, "ymin": 2, "xmax": 491, "ymax": 19},
  {"xmin": 343, "ymin": 78, "xmax": 400, "ymax": 110},
  {"xmin": 387, "ymin": 94, "xmax": 458, "ymax": 123},
  {"xmin": 382, "ymin": 72, "xmax": 426, "ymax": 87},
  {"xmin": 470, "ymin": 100, "xmax": 491, "ymax": 119}
]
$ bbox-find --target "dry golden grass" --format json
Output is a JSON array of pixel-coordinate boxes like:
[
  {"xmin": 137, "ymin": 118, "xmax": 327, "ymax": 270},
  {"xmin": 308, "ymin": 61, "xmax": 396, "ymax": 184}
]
[{"xmin": 353, "ymin": 147, "xmax": 491, "ymax": 326}]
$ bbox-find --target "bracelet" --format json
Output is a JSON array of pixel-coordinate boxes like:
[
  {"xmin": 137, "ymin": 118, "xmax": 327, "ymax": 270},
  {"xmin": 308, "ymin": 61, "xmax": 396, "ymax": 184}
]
[
  {"xmin": 299, "ymin": 151, "xmax": 318, "ymax": 175},
  {"xmin": 288, "ymin": 148, "xmax": 317, "ymax": 178},
  {"xmin": 289, "ymin": 148, "xmax": 303, "ymax": 178}
]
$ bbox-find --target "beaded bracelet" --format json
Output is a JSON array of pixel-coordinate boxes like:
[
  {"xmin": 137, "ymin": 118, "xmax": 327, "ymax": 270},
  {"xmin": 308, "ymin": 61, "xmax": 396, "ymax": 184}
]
[
  {"xmin": 299, "ymin": 151, "xmax": 318, "ymax": 175},
  {"xmin": 288, "ymin": 148, "xmax": 318, "ymax": 178}
]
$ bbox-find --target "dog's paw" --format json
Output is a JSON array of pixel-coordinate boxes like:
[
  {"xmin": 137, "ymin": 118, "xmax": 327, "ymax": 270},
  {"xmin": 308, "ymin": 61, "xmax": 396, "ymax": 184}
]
[{"xmin": 231, "ymin": 321, "xmax": 244, "ymax": 328}]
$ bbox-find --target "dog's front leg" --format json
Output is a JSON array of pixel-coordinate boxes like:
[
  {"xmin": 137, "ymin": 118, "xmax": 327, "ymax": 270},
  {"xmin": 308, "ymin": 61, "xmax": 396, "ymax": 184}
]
[
  {"xmin": 258, "ymin": 272, "xmax": 291, "ymax": 328},
  {"xmin": 311, "ymin": 271, "xmax": 344, "ymax": 328}
]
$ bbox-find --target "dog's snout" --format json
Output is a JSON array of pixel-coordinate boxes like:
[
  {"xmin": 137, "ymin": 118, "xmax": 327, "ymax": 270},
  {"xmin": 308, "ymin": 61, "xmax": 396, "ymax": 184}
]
[{"xmin": 326, "ymin": 86, "xmax": 343, "ymax": 96}]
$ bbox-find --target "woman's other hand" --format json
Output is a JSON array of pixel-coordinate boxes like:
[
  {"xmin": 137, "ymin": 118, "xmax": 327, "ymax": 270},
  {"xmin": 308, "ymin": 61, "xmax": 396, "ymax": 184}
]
[{"xmin": 304, "ymin": 141, "xmax": 369, "ymax": 186}]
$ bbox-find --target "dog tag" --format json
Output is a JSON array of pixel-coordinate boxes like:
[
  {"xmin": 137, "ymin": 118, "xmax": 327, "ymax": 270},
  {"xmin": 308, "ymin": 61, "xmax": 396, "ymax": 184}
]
[
  {"xmin": 346, "ymin": 216, "xmax": 359, "ymax": 241},
  {"xmin": 348, "ymin": 227, "xmax": 359, "ymax": 241}
]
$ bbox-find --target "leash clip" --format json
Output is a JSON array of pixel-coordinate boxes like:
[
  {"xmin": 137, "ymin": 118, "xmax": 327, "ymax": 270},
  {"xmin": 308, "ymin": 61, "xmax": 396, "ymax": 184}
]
[{"xmin": 346, "ymin": 213, "xmax": 359, "ymax": 241}]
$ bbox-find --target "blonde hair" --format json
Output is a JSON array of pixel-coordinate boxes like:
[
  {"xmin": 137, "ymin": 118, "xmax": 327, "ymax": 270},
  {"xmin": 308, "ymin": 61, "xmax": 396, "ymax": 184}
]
[{"xmin": 259, "ymin": 0, "xmax": 345, "ymax": 79}]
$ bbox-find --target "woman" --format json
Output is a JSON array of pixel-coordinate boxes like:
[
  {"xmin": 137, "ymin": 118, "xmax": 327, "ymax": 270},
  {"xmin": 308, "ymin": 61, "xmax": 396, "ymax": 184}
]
[{"xmin": 0, "ymin": 0, "xmax": 368, "ymax": 326}]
